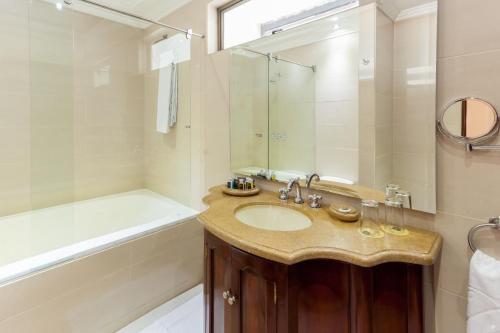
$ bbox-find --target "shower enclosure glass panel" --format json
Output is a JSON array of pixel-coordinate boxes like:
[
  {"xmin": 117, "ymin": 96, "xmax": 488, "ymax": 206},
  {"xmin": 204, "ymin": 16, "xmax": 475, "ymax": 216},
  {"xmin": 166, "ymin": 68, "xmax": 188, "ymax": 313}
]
[
  {"xmin": 0, "ymin": 0, "xmax": 197, "ymax": 282},
  {"xmin": 145, "ymin": 36, "xmax": 193, "ymax": 206},
  {"xmin": 229, "ymin": 48, "xmax": 269, "ymax": 176},
  {"xmin": 229, "ymin": 48, "xmax": 315, "ymax": 179},
  {"xmin": 268, "ymin": 59, "xmax": 315, "ymax": 177},
  {"xmin": 0, "ymin": 0, "xmax": 31, "ymax": 218},
  {"xmin": 30, "ymin": 0, "xmax": 75, "ymax": 211}
]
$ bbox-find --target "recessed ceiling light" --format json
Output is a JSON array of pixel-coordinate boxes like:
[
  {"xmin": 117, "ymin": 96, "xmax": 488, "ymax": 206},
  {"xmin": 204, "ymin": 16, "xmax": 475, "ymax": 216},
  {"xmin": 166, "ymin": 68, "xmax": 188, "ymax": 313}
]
[{"xmin": 56, "ymin": 2, "xmax": 63, "ymax": 10}]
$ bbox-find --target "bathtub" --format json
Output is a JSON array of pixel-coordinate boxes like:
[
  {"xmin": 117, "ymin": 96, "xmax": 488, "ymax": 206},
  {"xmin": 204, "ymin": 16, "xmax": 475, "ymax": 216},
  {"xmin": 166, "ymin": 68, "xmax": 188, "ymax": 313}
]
[{"xmin": 0, "ymin": 189, "xmax": 199, "ymax": 286}]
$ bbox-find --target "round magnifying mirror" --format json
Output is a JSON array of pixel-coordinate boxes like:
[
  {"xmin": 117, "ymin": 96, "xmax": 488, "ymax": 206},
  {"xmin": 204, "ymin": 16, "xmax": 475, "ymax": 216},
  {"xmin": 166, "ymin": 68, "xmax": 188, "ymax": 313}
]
[{"xmin": 439, "ymin": 98, "xmax": 499, "ymax": 144}]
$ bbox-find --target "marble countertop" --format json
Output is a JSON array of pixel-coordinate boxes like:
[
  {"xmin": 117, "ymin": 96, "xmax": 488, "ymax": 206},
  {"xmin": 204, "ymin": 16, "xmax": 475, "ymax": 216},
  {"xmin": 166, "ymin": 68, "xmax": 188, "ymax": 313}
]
[{"xmin": 199, "ymin": 186, "xmax": 442, "ymax": 267}]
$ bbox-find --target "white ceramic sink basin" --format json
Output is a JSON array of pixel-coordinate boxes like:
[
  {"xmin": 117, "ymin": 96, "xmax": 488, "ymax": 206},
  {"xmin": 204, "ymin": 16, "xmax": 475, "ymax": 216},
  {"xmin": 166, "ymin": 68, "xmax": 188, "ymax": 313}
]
[{"xmin": 235, "ymin": 204, "xmax": 312, "ymax": 231}]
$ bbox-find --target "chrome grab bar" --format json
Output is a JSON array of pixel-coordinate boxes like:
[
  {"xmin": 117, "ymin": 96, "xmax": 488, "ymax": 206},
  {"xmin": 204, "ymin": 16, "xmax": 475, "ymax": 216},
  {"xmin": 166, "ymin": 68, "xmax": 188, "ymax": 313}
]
[{"xmin": 468, "ymin": 217, "xmax": 500, "ymax": 252}]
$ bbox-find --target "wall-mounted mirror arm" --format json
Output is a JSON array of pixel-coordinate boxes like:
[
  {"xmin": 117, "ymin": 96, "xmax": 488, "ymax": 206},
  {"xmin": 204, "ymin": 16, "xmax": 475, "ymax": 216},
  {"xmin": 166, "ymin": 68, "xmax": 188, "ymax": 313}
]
[{"xmin": 466, "ymin": 143, "xmax": 500, "ymax": 151}]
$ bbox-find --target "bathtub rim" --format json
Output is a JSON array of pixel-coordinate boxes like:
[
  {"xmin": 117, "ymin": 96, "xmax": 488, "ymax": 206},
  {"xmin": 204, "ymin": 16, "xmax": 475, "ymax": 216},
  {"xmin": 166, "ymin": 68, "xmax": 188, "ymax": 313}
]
[{"xmin": 0, "ymin": 193, "xmax": 199, "ymax": 287}]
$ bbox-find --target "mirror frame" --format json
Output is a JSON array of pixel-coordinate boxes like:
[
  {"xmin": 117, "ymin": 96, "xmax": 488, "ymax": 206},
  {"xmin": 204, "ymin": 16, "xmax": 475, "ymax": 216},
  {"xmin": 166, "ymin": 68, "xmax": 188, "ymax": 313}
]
[{"xmin": 437, "ymin": 97, "xmax": 499, "ymax": 145}]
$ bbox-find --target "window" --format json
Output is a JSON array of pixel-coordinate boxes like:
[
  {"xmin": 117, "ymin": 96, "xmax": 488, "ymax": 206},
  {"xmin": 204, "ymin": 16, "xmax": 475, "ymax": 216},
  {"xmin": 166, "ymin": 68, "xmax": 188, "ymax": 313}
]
[{"xmin": 218, "ymin": 0, "xmax": 358, "ymax": 50}]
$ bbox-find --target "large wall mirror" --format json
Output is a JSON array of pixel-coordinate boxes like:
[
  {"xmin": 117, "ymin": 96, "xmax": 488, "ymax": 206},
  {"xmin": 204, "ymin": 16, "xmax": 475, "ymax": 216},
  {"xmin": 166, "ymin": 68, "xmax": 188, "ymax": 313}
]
[{"xmin": 228, "ymin": 0, "xmax": 438, "ymax": 213}]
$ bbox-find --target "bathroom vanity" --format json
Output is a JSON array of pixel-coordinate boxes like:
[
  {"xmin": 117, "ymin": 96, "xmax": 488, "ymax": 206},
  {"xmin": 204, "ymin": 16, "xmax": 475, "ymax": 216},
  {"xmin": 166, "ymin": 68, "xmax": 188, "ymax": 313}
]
[{"xmin": 199, "ymin": 187, "xmax": 442, "ymax": 333}]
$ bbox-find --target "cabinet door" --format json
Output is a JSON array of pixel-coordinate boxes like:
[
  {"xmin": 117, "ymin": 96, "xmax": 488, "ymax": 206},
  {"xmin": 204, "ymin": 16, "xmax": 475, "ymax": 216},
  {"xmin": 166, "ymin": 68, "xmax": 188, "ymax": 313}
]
[
  {"xmin": 205, "ymin": 231, "xmax": 232, "ymax": 333},
  {"xmin": 291, "ymin": 260, "xmax": 351, "ymax": 333},
  {"xmin": 229, "ymin": 246, "xmax": 288, "ymax": 333}
]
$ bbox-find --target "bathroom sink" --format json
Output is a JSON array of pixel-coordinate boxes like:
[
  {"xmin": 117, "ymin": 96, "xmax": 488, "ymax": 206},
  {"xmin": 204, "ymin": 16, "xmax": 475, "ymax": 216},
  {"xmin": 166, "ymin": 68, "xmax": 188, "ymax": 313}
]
[{"xmin": 235, "ymin": 204, "xmax": 312, "ymax": 231}]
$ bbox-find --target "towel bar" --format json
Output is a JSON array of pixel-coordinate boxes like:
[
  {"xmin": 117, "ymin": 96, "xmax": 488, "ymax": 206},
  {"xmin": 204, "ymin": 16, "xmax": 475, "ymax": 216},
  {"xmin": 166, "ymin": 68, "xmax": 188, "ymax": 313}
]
[{"xmin": 468, "ymin": 217, "xmax": 500, "ymax": 252}]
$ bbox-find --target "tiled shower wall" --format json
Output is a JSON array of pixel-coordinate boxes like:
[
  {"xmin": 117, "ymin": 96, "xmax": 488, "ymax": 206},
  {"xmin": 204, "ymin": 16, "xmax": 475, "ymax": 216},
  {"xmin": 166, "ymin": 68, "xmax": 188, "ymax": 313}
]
[
  {"xmin": 0, "ymin": 0, "xmax": 146, "ymax": 217},
  {"xmin": 227, "ymin": 51, "xmax": 269, "ymax": 172},
  {"xmin": 0, "ymin": 0, "xmax": 31, "ymax": 216}
]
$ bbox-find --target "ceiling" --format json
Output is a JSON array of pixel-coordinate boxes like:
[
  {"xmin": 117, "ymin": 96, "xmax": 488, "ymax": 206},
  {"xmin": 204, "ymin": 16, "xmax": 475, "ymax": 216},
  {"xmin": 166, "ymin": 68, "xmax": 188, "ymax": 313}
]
[
  {"xmin": 58, "ymin": 0, "xmax": 192, "ymax": 28},
  {"xmin": 88, "ymin": 0, "xmax": 191, "ymax": 21},
  {"xmin": 377, "ymin": 0, "xmax": 437, "ymax": 20}
]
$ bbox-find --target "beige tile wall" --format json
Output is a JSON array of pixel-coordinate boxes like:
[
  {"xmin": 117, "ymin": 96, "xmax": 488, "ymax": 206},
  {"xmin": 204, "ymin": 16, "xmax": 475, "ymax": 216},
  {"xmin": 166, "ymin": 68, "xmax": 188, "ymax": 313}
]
[
  {"xmin": 392, "ymin": 10, "xmax": 437, "ymax": 213},
  {"xmin": 229, "ymin": 50, "xmax": 269, "ymax": 171},
  {"xmin": 280, "ymin": 34, "xmax": 360, "ymax": 181},
  {"xmin": 358, "ymin": 4, "xmax": 377, "ymax": 188},
  {"xmin": 144, "ymin": 60, "xmax": 193, "ymax": 206},
  {"xmin": 374, "ymin": 9, "xmax": 394, "ymax": 191},
  {"xmin": 3, "ymin": 0, "xmax": 500, "ymax": 332},
  {"xmin": 0, "ymin": 0, "xmax": 146, "ymax": 216},
  {"xmin": 143, "ymin": 1, "xmax": 207, "ymax": 209},
  {"xmin": 199, "ymin": 0, "xmax": 500, "ymax": 332},
  {"xmin": 29, "ymin": 0, "xmax": 76, "ymax": 210},
  {"xmin": 0, "ymin": 4, "xmax": 203, "ymax": 330},
  {"xmin": 268, "ymin": 58, "xmax": 315, "ymax": 174},
  {"xmin": 0, "ymin": 0, "xmax": 32, "ymax": 216},
  {"xmin": 154, "ymin": 1, "xmax": 500, "ymax": 331},
  {"xmin": 430, "ymin": 2, "xmax": 500, "ymax": 330},
  {"xmin": 0, "ymin": 219, "xmax": 203, "ymax": 332},
  {"xmin": 71, "ymin": 9, "xmax": 146, "ymax": 204}
]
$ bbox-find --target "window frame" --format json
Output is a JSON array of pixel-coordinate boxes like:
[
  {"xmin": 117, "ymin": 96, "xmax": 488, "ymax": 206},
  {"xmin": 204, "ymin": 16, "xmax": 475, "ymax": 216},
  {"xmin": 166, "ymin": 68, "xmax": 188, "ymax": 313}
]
[
  {"xmin": 217, "ymin": 0, "xmax": 358, "ymax": 51},
  {"xmin": 217, "ymin": 0, "xmax": 247, "ymax": 51}
]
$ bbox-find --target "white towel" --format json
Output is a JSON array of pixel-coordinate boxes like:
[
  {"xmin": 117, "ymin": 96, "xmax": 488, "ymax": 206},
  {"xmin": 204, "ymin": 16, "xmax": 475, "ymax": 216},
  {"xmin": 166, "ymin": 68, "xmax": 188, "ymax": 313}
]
[
  {"xmin": 156, "ymin": 61, "xmax": 178, "ymax": 134},
  {"xmin": 168, "ymin": 61, "xmax": 178, "ymax": 127},
  {"xmin": 467, "ymin": 250, "xmax": 500, "ymax": 333}
]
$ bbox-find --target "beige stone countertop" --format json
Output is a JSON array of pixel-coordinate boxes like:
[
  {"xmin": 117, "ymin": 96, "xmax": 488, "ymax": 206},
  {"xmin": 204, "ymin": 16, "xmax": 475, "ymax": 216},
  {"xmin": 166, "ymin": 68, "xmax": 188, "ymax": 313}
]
[{"xmin": 199, "ymin": 186, "xmax": 442, "ymax": 267}]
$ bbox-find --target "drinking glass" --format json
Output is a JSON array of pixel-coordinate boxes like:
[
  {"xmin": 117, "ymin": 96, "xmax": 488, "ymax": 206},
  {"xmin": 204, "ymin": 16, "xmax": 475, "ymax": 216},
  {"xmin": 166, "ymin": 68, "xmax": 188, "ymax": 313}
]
[{"xmin": 359, "ymin": 200, "xmax": 384, "ymax": 238}]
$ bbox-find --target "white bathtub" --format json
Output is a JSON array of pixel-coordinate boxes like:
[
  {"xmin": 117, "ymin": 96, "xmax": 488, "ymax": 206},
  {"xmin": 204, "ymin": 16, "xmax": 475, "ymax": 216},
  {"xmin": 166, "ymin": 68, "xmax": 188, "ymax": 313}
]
[{"xmin": 0, "ymin": 189, "xmax": 198, "ymax": 285}]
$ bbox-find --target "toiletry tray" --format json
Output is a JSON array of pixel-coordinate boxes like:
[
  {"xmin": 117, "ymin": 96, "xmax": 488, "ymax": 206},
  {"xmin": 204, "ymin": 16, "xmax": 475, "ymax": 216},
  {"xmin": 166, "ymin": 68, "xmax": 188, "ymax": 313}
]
[{"xmin": 222, "ymin": 187, "xmax": 261, "ymax": 197}]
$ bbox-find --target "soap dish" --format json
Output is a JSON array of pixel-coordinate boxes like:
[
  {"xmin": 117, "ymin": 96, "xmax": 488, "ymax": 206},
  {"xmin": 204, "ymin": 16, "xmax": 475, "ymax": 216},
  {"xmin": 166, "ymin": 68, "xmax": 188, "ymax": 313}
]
[
  {"xmin": 222, "ymin": 187, "xmax": 260, "ymax": 197},
  {"xmin": 328, "ymin": 203, "xmax": 360, "ymax": 222}
]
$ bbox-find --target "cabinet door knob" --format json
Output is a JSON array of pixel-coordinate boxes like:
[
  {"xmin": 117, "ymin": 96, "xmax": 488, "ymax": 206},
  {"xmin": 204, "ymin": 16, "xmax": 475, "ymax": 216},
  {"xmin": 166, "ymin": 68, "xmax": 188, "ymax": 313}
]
[
  {"xmin": 228, "ymin": 295, "xmax": 237, "ymax": 305},
  {"xmin": 222, "ymin": 290, "xmax": 230, "ymax": 300}
]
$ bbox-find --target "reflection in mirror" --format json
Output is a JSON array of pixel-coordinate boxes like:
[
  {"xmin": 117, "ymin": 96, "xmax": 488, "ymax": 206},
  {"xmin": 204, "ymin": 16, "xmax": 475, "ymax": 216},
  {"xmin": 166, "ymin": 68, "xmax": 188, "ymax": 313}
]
[
  {"xmin": 230, "ymin": 48, "xmax": 269, "ymax": 176},
  {"xmin": 439, "ymin": 98, "xmax": 498, "ymax": 142},
  {"xmin": 269, "ymin": 58, "xmax": 316, "ymax": 178},
  {"xmin": 228, "ymin": 0, "xmax": 438, "ymax": 213}
]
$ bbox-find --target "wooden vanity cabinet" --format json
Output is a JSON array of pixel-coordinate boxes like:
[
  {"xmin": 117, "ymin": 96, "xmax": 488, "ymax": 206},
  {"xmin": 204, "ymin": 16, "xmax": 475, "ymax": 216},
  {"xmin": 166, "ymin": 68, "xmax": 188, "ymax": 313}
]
[{"xmin": 204, "ymin": 231, "xmax": 423, "ymax": 333}]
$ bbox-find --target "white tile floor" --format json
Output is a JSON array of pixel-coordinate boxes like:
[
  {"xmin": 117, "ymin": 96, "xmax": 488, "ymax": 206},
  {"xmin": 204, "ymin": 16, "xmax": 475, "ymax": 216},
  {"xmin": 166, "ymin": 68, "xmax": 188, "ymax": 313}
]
[{"xmin": 119, "ymin": 284, "xmax": 203, "ymax": 333}]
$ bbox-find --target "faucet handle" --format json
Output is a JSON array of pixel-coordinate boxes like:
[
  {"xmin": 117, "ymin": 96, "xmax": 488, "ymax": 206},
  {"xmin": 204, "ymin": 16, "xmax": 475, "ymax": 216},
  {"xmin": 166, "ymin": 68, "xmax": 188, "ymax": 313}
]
[
  {"xmin": 308, "ymin": 194, "xmax": 322, "ymax": 208},
  {"xmin": 279, "ymin": 187, "xmax": 289, "ymax": 201}
]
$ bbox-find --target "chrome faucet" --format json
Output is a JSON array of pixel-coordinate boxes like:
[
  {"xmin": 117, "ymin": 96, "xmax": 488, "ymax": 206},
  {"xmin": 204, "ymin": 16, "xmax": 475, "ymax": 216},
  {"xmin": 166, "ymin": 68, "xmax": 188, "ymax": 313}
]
[
  {"xmin": 306, "ymin": 173, "xmax": 320, "ymax": 188},
  {"xmin": 306, "ymin": 173, "xmax": 322, "ymax": 208},
  {"xmin": 288, "ymin": 178, "xmax": 304, "ymax": 204},
  {"xmin": 279, "ymin": 177, "xmax": 304, "ymax": 204}
]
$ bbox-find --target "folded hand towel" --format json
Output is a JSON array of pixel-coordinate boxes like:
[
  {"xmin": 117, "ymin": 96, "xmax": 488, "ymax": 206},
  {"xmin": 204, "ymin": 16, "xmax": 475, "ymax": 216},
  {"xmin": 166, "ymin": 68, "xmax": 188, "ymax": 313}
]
[{"xmin": 467, "ymin": 250, "xmax": 500, "ymax": 333}]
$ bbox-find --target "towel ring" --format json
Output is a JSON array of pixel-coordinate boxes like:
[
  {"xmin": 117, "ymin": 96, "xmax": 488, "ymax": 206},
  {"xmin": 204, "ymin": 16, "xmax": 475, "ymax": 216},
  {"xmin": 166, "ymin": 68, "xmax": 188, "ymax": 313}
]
[{"xmin": 468, "ymin": 217, "xmax": 500, "ymax": 252}]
